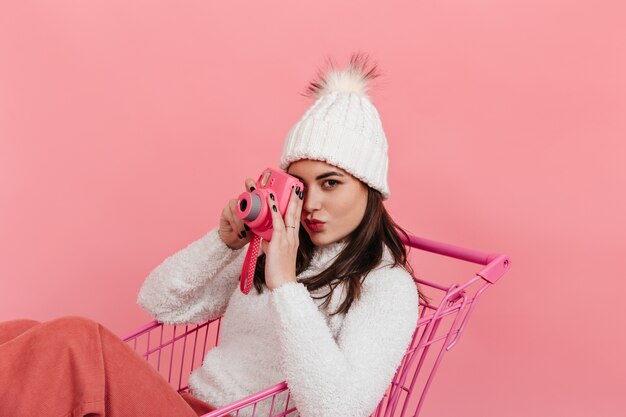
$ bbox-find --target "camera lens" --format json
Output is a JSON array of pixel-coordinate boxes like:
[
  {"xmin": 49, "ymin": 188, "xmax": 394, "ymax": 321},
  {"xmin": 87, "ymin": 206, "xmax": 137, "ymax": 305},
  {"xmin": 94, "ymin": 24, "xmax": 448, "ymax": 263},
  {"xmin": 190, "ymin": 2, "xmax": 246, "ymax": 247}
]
[
  {"xmin": 239, "ymin": 199, "xmax": 247, "ymax": 212},
  {"xmin": 243, "ymin": 193, "xmax": 262, "ymax": 222}
]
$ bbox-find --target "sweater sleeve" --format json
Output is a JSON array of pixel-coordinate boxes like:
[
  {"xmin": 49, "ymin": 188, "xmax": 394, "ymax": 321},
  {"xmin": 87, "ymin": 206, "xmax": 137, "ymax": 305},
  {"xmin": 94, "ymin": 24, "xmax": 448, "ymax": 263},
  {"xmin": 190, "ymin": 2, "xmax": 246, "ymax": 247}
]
[
  {"xmin": 137, "ymin": 227, "xmax": 248, "ymax": 325},
  {"xmin": 268, "ymin": 266, "xmax": 419, "ymax": 417}
]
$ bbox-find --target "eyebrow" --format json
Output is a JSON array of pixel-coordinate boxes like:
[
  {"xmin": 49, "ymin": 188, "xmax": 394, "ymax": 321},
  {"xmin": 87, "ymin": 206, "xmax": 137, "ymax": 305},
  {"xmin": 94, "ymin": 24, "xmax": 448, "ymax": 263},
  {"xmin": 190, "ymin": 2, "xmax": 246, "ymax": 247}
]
[{"xmin": 289, "ymin": 171, "xmax": 345, "ymax": 181}]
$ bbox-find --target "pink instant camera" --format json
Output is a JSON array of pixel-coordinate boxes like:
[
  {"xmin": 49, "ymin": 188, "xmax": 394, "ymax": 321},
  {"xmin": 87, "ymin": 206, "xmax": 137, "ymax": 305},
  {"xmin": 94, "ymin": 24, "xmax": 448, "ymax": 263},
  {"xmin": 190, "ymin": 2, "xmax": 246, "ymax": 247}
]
[
  {"xmin": 234, "ymin": 168, "xmax": 304, "ymax": 294},
  {"xmin": 235, "ymin": 168, "xmax": 304, "ymax": 241}
]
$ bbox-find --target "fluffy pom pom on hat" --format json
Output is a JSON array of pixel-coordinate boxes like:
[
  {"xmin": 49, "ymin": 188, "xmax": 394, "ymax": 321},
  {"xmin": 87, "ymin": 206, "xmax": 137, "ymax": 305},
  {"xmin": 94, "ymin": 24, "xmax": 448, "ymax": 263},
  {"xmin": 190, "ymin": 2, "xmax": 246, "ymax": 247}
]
[{"xmin": 279, "ymin": 53, "xmax": 391, "ymax": 199}]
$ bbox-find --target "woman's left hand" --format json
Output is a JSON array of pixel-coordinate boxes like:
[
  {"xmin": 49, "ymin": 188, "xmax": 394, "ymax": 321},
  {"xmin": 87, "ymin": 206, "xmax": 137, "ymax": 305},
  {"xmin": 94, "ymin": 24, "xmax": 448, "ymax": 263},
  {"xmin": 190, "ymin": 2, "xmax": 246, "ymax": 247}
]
[{"xmin": 261, "ymin": 186, "xmax": 304, "ymax": 291}]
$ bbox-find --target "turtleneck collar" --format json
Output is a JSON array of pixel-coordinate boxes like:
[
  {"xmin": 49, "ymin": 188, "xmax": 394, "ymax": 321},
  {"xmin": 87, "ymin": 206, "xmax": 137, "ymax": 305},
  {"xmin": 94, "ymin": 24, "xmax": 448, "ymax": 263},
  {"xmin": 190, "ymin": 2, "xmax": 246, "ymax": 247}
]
[
  {"xmin": 297, "ymin": 239, "xmax": 348, "ymax": 280},
  {"xmin": 312, "ymin": 239, "xmax": 348, "ymax": 265}
]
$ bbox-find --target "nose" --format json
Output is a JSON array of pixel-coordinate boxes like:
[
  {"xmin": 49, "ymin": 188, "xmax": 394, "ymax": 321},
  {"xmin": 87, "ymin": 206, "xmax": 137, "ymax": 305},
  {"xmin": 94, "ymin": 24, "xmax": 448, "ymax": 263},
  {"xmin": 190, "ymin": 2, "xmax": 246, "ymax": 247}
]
[{"xmin": 302, "ymin": 186, "xmax": 322, "ymax": 214}]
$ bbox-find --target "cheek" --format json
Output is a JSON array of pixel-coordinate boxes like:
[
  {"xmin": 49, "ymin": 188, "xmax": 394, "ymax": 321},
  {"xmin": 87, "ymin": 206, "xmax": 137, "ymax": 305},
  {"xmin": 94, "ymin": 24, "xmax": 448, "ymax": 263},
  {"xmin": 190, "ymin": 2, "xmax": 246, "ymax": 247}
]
[
  {"xmin": 352, "ymin": 194, "xmax": 368, "ymax": 223},
  {"xmin": 333, "ymin": 190, "xmax": 367, "ymax": 225}
]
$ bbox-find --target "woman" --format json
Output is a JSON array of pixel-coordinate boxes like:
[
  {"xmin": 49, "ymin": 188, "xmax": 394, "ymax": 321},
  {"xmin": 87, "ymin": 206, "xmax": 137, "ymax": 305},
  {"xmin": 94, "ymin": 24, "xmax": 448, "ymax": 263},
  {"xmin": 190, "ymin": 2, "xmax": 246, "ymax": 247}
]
[
  {"xmin": 138, "ymin": 52, "xmax": 423, "ymax": 417},
  {"xmin": 0, "ymin": 53, "xmax": 423, "ymax": 417}
]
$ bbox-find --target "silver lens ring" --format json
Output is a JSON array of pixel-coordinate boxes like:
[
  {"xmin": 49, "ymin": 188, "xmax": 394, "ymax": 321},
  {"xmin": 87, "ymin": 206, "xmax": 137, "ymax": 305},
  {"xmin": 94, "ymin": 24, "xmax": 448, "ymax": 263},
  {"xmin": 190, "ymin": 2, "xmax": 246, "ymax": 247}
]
[{"xmin": 243, "ymin": 193, "xmax": 262, "ymax": 221}]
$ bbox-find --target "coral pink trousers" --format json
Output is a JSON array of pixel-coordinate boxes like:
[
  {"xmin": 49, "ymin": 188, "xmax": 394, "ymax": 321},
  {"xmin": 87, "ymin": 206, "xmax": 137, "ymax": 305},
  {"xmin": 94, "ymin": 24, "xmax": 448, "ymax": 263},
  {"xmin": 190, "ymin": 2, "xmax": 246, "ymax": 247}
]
[{"xmin": 0, "ymin": 316, "xmax": 232, "ymax": 417}]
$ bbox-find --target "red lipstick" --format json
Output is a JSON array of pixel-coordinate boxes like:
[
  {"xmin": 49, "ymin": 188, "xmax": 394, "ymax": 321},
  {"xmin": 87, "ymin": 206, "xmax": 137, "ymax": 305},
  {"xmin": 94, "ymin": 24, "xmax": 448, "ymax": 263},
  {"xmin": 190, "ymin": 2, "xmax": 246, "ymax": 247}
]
[{"xmin": 304, "ymin": 219, "xmax": 325, "ymax": 232}]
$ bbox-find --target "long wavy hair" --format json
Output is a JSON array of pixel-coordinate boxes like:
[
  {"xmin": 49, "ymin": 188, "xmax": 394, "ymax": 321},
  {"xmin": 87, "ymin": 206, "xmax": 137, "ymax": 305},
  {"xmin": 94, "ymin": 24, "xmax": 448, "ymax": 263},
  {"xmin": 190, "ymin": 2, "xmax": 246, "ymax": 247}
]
[{"xmin": 251, "ymin": 186, "xmax": 429, "ymax": 316}]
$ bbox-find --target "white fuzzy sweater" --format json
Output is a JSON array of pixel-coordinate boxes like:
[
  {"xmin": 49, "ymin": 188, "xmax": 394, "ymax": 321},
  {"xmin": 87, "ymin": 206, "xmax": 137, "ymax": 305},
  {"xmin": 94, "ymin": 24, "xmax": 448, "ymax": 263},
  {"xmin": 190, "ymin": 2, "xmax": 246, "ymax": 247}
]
[{"xmin": 137, "ymin": 227, "xmax": 419, "ymax": 417}]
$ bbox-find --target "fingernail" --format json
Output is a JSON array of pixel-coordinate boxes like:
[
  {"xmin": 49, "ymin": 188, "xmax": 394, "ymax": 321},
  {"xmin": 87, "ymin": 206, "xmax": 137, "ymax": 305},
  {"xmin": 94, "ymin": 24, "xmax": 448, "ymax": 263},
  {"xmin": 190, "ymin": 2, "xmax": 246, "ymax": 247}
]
[
  {"xmin": 241, "ymin": 230, "xmax": 246, "ymax": 238},
  {"xmin": 299, "ymin": 191, "xmax": 304, "ymax": 199},
  {"xmin": 244, "ymin": 224, "xmax": 250, "ymax": 231},
  {"xmin": 295, "ymin": 186, "xmax": 300, "ymax": 194},
  {"xmin": 238, "ymin": 233, "xmax": 243, "ymax": 239},
  {"xmin": 250, "ymin": 186, "xmax": 255, "ymax": 191},
  {"xmin": 272, "ymin": 205, "xmax": 277, "ymax": 212},
  {"xmin": 270, "ymin": 193, "xmax": 275, "ymax": 201}
]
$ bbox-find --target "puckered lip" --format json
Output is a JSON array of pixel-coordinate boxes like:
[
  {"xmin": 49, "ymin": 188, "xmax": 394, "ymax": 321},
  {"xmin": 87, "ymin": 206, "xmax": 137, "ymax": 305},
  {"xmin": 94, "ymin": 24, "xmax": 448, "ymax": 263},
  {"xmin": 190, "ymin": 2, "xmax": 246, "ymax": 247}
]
[{"xmin": 304, "ymin": 219, "xmax": 325, "ymax": 225}]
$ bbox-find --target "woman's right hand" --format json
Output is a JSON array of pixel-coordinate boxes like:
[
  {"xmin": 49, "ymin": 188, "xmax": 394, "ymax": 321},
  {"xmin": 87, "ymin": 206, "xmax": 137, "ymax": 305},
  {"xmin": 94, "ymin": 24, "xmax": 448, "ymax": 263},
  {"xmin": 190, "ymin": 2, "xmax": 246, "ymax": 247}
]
[{"xmin": 218, "ymin": 178, "xmax": 257, "ymax": 250}]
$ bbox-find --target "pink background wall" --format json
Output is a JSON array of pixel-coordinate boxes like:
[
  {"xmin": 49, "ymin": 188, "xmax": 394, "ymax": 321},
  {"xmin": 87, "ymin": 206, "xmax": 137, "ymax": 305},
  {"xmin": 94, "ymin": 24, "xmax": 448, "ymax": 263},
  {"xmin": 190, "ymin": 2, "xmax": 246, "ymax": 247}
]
[{"xmin": 1, "ymin": 1, "xmax": 624, "ymax": 416}]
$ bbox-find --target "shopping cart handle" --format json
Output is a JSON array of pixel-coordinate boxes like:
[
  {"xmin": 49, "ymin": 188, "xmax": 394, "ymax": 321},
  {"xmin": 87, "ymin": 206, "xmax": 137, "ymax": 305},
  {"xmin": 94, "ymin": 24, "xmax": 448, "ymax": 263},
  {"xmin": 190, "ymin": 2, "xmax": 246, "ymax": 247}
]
[
  {"xmin": 399, "ymin": 230, "xmax": 510, "ymax": 284},
  {"xmin": 476, "ymin": 254, "xmax": 510, "ymax": 284}
]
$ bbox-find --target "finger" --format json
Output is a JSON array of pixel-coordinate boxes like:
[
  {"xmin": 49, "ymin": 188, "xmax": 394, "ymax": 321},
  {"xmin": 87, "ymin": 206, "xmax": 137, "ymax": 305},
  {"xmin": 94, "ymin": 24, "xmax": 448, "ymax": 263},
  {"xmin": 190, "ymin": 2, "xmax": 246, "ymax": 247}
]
[
  {"xmin": 221, "ymin": 203, "xmax": 236, "ymax": 231},
  {"xmin": 227, "ymin": 199, "xmax": 239, "ymax": 226},
  {"xmin": 284, "ymin": 184, "xmax": 302, "ymax": 232},
  {"xmin": 228, "ymin": 199, "xmax": 248, "ymax": 239},
  {"xmin": 220, "ymin": 205, "xmax": 232, "ymax": 227},
  {"xmin": 295, "ymin": 185, "xmax": 304, "ymax": 231},
  {"xmin": 244, "ymin": 178, "xmax": 257, "ymax": 192},
  {"xmin": 267, "ymin": 193, "xmax": 285, "ymax": 234},
  {"xmin": 226, "ymin": 200, "xmax": 241, "ymax": 234}
]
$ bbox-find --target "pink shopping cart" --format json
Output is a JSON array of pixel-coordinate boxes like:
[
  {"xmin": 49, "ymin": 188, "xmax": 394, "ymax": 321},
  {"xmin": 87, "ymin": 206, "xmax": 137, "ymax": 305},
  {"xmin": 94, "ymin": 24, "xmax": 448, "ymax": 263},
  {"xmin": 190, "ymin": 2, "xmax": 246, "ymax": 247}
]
[{"xmin": 123, "ymin": 231, "xmax": 510, "ymax": 417}]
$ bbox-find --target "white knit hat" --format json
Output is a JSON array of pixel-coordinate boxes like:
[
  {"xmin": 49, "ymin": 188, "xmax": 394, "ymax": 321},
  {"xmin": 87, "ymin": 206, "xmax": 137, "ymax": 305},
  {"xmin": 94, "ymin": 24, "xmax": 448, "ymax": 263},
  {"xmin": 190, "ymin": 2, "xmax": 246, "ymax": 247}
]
[{"xmin": 279, "ymin": 53, "xmax": 391, "ymax": 199}]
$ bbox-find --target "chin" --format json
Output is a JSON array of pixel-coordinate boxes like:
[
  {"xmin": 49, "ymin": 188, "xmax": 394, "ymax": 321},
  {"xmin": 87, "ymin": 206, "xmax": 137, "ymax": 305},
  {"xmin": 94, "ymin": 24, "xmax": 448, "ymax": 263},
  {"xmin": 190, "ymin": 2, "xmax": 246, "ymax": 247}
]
[
  {"xmin": 306, "ymin": 232, "xmax": 328, "ymax": 247},
  {"xmin": 309, "ymin": 235, "xmax": 325, "ymax": 246},
  {"xmin": 309, "ymin": 233, "xmax": 344, "ymax": 248}
]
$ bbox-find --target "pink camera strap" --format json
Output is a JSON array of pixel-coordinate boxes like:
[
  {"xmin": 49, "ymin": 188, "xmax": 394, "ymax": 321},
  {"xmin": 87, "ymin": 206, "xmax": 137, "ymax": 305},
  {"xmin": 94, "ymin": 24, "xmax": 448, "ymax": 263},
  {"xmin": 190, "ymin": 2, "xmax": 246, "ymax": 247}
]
[{"xmin": 240, "ymin": 234, "xmax": 261, "ymax": 294}]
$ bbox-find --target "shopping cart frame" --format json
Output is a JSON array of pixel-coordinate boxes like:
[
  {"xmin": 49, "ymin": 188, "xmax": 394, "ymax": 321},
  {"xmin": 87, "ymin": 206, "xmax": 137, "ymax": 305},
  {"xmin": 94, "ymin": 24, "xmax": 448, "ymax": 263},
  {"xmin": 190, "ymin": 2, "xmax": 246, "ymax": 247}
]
[{"xmin": 123, "ymin": 232, "xmax": 510, "ymax": 417}]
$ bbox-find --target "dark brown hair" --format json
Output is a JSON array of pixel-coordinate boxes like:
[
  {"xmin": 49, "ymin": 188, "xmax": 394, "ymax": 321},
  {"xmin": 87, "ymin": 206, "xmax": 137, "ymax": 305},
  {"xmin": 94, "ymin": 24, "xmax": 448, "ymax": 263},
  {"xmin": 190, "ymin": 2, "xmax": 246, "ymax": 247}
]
[{"xmin": 250, "ymin": 187, "xmax": 428, "ymax": 316}]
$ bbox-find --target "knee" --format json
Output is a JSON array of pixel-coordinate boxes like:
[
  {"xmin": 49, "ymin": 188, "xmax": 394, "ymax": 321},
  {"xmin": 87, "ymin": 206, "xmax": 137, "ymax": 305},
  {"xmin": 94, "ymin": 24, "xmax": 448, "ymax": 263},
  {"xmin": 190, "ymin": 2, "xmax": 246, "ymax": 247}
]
[
  {"xmin": 2, "ymin": 318, "xmax": 41, "ymax": 328},
  {"xmin": 46, "ymin": 316, "xmax": 100, "ymax": 336},
  {"xmin": 51, "ymin": 315, "xmax": 98, "ymax": 326},
  {"xmin": 0, "ymin": 319, "xmax": 42, "ymax": 344},
  {"xmin": 10, "ymin": 319, "xmax": 42, "ymax": 333}
]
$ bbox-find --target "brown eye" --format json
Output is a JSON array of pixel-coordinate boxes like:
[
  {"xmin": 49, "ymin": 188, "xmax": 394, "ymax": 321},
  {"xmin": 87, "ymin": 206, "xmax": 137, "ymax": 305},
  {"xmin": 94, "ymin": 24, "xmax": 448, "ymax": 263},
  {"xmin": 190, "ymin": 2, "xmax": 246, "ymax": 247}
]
[{"xmin": 323, "ymin": 179, "xmax": 340, "ymax": 189}]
